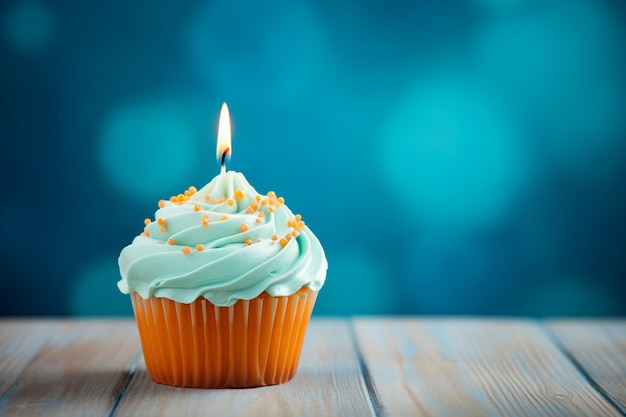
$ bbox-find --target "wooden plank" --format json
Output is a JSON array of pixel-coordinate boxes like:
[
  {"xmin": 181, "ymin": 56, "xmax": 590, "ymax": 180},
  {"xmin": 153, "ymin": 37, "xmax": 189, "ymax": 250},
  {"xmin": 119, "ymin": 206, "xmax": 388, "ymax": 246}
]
[
  {"xmin": 113, "ymin": 319, "xmax": 375, "ymax": 417},
  {"xmin": 0, "ymin": 319, "xmax": 60, "ymax": 395},
  {"xmin": 0, "ymin": 320, "xmax": 139, "ymax": 417},
  {"xmin": 353, "ymin": 318, "xmax": 623, "ymax": 417},
  {"xmin": 547, "ymin": 320, "xmax": 626, "ymax": 414}
]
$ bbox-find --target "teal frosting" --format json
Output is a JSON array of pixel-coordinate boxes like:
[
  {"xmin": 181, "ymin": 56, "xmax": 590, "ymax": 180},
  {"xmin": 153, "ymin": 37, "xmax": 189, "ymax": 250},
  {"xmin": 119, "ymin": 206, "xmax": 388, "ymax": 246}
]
[{"xmin": 118, "ymin": 171, "xmax": 327, "ymax": 306}]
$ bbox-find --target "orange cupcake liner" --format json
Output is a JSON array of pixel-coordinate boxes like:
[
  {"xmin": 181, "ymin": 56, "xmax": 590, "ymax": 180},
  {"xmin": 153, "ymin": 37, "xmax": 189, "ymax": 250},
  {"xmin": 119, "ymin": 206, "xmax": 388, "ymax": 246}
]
[{"xmin": 130, "ymin": 287, "xmax": 318, "ymax": 388}]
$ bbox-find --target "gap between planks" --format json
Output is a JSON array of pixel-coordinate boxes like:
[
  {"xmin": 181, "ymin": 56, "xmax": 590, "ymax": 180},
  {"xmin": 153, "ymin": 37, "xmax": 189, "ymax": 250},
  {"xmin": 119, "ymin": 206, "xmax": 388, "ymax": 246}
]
[{"xmin": 542, "ymin": 320, "xmax": 626, "ymax": 417}]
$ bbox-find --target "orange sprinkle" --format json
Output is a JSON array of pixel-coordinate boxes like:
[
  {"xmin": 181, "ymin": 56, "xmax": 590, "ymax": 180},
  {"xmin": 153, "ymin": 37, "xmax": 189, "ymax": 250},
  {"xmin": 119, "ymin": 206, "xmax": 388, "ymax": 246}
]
[
  {"xmin": 201, "ymin": 220, "xmax": 209, "ymax": 227},
  {"xmin": 177, "ymin": 194, "xmax": 185, "ymax": 202},
  {"xmin": 158, "ymin": 200, "xmax": 166, "ymax": 208},
  {"xmin": 295, "ymin": 214, "xmax": 302, "ymax": 221},
  {"xmin": 194, "ymin": 204, "xmax": 201, "ymax": 212},
  {"xmin": 271, "ymin": 234, "xmax": 278, "ymax": 241},
  {"xmin": 245, "ymin": 207, "xmax": 254, "ymax": 214},
  {"xmin": 184, "ymin": 189, "xmax": 191, "ymax": 197},
  {"xmin": 219, "ymin": 215, "xmax": 229, "ymax": 221},
  {"xmin": 195, "ymin": 244, "xmax": 204, "ymax": 252},
  {"xmin": 287, "ymin": 220, "xmax": 294, "ymax": 228},
  {"xmin": 250, "ymin": 202, "xmax": 259, "ymax": 211},
  {"xmin": 157, "ymin": 218, "xmax": 165, "ymax": 226},
  {"xmin": 142, "ymin": 231, "xmax": 150, "ymax": 237},
  {"xmin": 240, "ymin": 224, "xmax": 249, "ymax": 232},
  {"xmin": 278, "ymin": 197, "xmax": 285, "ymax": 204},
  {"xmin": 182, "ymin": 247, "xmax": 191, "ymax": 255},
  {"xmin": 261, "ymin": 198, "xmax": 268, "ymax": 206},
  {"xmin": 268, "ymin": 191, "xmax": 277, "ymax": 199},
  {"xmin": 234, "ymin": 189, "xmax": 245, "ymax": 200},
  {"xmin": 279, "ymin": 237, "xmax": 288, "ymax": 247},
  {"xmin": 167, "ymin": 238, "xmax": 175, "ymax": 245},
  {"xmin": 255, "ymin": 195, "xmax": 261, "ymax": 202},
  {"xmin": 255, "ymin": 218, "xmax": 262, "ymax": 224},
  {"xmin": 160, "ymin": 226, "xmax": 167, "ymax": 233},
  {"xmin": 170, "ymin": 196, "xmax": 177, "ymax": 202},
  {"xmin": 144, "ymin": 218, "xmax": 151, "ymax": 226},
  {"xmin": 204, "ymin": 194, "xmax": 211, "ymax": 201},
  {"xmin": 269, "ymin": 208, "xmax": 274, "ymax": 213},
  {"xmin": 257, "ymin": 212, "xmax": 265, "ymax": 218},
  {"xmin": 202, "ymin": 214, "xmax": 209, "ymax": 220},
  {"xmin": 188, "ymin": 186, "xmax": 197, "ymax": 194},
  {"xmin": 227, "ymin": 199, "xmax": 234, "ymax": 206},
  {"xmin": 245, "ymin": 238, "xmax": 253, "ymax": 245}
]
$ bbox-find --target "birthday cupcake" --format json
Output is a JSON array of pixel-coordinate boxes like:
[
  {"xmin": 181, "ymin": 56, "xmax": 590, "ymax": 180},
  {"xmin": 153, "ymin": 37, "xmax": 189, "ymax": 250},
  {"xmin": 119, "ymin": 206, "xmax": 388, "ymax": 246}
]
[{"xmin": 117, "ymin": 105, "xmax": 327, "ymax": 388}]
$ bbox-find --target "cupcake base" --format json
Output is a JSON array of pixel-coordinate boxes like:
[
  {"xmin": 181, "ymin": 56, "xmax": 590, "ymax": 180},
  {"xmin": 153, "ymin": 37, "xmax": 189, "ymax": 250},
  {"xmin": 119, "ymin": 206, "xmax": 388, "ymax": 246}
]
[{"xmin": 130, "ymin": 287, "xmax": 318, "ymax": 388}]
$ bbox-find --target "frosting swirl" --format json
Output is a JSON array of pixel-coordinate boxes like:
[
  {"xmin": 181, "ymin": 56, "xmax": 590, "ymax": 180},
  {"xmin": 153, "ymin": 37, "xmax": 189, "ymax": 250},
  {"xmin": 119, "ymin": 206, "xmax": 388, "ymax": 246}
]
[{"xmin": 118, "ymin": 171, "xmax": 327, "ymax": 306}]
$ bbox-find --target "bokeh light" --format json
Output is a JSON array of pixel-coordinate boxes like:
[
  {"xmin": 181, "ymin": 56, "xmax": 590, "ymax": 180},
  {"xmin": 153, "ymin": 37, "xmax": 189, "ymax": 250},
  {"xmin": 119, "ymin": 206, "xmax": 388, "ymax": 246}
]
[
  {"xmin": 3, "ymin": 1, "xmax": 55, "ymax": 53},
  {"xmin": 380, "ymin": 76, "xmax": 530, "ymax": 231},
  {"xmin": 98, "ymin": 97, "xmax": 201, "ymax": 202}
]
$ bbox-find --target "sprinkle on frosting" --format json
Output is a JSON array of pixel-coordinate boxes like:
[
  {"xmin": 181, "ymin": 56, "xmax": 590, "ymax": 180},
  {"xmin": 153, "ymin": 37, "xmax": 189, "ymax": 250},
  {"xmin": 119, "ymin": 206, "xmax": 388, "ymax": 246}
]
[
  {"xmin": 195, "ymin": 244, "xmax": 204, "ymax": 252},
  {"xmin": 182, "ymin": 247, "xmax": 191, "ymax": 255},
  {"xmin": 167, "ymin": 238, "xmax": 175, "ymax": 245},
  {"xmin": 234, "ymin": 189, "xmax": 244, "ymax": 200},
  {"xmin": 240, "ymin": 224, "xmax": 249, "ymax": 232},
  {"xmin": 144, "ymin": 218, "xmax": 151, "ymax": 226}
]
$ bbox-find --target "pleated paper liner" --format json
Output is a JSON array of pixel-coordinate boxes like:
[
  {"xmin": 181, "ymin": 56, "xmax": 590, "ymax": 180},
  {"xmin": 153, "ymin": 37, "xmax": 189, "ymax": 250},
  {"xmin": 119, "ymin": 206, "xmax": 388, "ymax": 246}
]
[{"xmin": 130, "ymin": 287, "xmax": 318, "ymax": 388}]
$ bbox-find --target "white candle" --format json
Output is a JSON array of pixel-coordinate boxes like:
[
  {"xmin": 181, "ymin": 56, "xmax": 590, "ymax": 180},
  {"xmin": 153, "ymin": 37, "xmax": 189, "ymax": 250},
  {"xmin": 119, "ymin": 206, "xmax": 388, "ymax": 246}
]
[{"xmin": 216, "ymin": 102, "xmax": 232, "ymax": 174}]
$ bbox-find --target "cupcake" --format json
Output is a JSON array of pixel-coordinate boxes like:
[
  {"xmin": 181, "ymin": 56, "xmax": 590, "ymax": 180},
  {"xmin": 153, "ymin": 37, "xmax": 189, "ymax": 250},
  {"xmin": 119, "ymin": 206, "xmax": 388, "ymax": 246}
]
[
  {"xmin": 117, "ymin": 104, "xmax": 327, "ymax": 388},
  {"xmin": 118, "ymin": 171, "xmax": 327, "ymax": 388}
]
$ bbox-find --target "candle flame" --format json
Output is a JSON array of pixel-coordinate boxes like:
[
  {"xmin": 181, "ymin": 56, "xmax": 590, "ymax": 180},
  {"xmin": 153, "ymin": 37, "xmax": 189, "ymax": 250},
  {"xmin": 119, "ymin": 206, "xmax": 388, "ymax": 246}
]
[{"xmin": 216, "ymin": 102, "xmax": 231, "ymax": 172}]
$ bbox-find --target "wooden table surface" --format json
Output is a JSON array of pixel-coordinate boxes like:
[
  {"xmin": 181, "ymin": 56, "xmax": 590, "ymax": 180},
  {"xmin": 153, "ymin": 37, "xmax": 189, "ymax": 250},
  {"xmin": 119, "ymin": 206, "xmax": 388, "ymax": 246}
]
[{"xmin": 0, "ymin": 318, "xmax": 624, "ymax": 417}]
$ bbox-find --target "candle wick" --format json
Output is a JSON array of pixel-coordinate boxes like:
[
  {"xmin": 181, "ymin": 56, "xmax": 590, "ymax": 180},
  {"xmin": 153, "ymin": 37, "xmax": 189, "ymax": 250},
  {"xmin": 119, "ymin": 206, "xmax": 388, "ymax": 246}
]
[{"xmin": 220, "ymin": 147, "xmax": 230, "ymax": 174}]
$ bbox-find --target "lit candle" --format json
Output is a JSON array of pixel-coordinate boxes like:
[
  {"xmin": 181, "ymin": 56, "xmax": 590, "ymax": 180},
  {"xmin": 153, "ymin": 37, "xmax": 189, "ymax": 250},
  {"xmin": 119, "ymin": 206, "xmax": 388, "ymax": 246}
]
[{"xmin": 216, "ymin": 102, "xmax": 231, "ymax": 174}]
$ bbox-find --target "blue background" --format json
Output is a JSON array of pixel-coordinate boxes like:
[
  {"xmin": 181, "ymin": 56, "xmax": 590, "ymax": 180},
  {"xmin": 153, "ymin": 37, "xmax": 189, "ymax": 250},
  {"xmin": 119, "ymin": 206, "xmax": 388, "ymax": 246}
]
[{"xmin": 1, "ymin": 0, "xmax": 625, "ymax": 317}]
